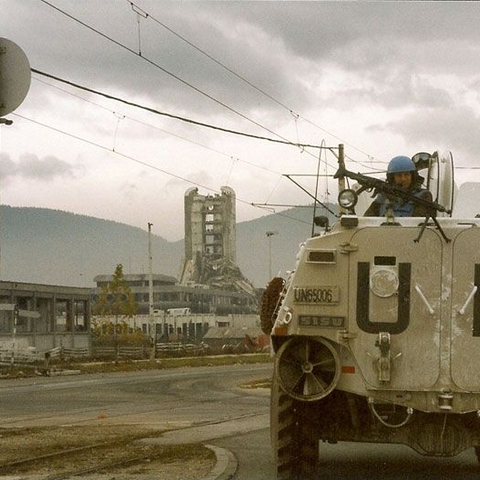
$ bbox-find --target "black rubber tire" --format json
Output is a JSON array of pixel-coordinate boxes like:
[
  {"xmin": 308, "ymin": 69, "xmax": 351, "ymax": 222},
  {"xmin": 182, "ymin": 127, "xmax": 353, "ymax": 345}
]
[
  {"xmin": 271, "ymin": 373, "xmax": 319, "ymax": 480},
  {"xmin": 260, "ymin": 277, "xmax": 285, "ymax": 335}
]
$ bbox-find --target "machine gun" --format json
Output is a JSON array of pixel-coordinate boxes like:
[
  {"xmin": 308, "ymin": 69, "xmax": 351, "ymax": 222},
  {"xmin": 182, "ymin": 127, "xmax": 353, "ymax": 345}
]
[{"xmin": 334, "ymin": 165, "xmax": 452, "ymax": 242}]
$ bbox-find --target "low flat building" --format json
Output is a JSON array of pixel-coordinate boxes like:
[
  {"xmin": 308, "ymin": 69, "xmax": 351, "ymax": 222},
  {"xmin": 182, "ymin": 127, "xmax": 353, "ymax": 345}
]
[
  {"xmin": 92, "ymin": 273, "xmax": 257, "ymax": 315},
  {"xmin": 0, "ymin": 280, "xmax": 92, "ymax": 354}
]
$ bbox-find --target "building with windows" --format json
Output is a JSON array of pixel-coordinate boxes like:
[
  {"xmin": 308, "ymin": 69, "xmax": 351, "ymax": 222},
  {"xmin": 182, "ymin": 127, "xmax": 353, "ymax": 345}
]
[
  {"xmin": 183, "ymin": 186, "xmax": 236, "ymax": 267},
  {"xmin": 92, "ymin": 272, "xmax": 257, "ymax": 315},
  {"xmin": 180, "ymin": 186, "xmax": 257, "ymax": 310},
  {"xmin": 0, "ymin": 281, "xmax": 92, "ymax": 353}
]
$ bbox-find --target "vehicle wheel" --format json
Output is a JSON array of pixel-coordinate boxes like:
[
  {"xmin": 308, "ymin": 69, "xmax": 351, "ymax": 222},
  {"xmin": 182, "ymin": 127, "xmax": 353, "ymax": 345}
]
[
  {"xmin": 260, "ymin": 277, "xmax": 285, "ymax": 334},
  {"xmin": 276, "ymin": 336, "xmax": 340, "ymax": 402},
  {"xmin": 271, "ymin": 372, "xmax": 319, "ymax": 479}
]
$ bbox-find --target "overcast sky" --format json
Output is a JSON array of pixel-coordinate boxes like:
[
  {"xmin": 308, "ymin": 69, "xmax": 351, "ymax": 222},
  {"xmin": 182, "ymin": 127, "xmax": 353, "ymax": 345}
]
[{"xmin": 1, "ymin": 1, "xmax": 480, "ymax": 241}]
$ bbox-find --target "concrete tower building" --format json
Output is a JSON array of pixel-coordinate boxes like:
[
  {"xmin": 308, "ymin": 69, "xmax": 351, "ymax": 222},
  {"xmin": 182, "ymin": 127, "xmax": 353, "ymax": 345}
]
[
  {"xmin": 184, "ymin": 186, "xmax": 236, "ymax": 266},
  {"xmin": 180, "ymin": 186, "xmax": 256, "ymax": 313}
]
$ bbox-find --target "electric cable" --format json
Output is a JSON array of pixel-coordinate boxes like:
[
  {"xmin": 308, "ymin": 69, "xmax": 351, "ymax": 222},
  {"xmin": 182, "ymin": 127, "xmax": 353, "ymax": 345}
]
[
  {"xmin": 38, "ymin": 0, "xmax": 327, "ymax": 155},
  {"xmin": 31, "ymin": 68, "xmax": 341, "ymax": 209},
  {"xmin": 31, "ymin": 75, "xmax": 286, "ymax": 177},
  {"xmin": 31, "ymin": 68, "xmax": 332, "ymax": 152},
  {"xmin": 10, "ymin": 111, "xmax": 313, "ymax": 227},
  {"xmin": 28, "ymin": 72, "xmax": 336, "ymax": 218},
  {"xmin": 32, "ymin": 1, "xmax": 366, "ymax": 216},
  {"xmin": 127, "ymin": 0, "xmax": 376, "ymax": 164}
]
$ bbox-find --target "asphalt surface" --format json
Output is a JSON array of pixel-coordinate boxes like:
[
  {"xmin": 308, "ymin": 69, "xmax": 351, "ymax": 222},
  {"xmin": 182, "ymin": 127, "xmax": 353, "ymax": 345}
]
[{"xmin": 1, "ymin": 365, "xmax": 272, "ymax": 480}]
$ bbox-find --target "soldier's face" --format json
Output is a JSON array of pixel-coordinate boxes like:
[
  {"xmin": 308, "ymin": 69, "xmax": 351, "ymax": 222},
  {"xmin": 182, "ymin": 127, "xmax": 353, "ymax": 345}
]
[{"xmin": 393, "ymin": 172, "xmax": 412, "ymax": 189}]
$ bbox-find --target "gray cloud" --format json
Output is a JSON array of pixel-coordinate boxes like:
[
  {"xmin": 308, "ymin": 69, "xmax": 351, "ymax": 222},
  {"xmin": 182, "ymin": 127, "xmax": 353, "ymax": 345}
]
[
  {"xmin": 369, "ymin": 105, "xmax": 480, "ymax": 162},
  {"xmin": 327, "ymin": 70, "xmax": 455, "ymax": 111},
  {"xmin": 120, "ymin": 181, "xmax": 139, "ymax": 203},
  {"xmin": 206, "ymin": 2, "xmax": 480, "ymax": 61},
  {"xmin": 0, "ymin": 153, "xmax": 81, "ymax": 181},
  {"xmin": 11, "ymin": 1, "xmax": 480, "ymax": 123}
]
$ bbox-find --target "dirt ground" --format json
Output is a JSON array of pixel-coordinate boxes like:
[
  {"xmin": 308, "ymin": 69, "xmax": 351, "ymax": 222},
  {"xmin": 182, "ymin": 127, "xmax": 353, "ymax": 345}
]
[{"xmin": 0, "ymin": 424, "xmax": 216, "ymax": 479}]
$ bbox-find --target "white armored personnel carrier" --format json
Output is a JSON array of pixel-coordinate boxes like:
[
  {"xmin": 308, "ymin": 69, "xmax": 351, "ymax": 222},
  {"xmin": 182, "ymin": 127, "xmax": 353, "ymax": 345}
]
[{"xmin": 263, "ymin": 147, "xmax": 480, "ymax": 479}]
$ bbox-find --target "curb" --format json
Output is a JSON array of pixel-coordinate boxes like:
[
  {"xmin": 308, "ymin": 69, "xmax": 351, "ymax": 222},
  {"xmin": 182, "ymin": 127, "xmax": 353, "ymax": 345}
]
[
  {"xmin": 201, "ymin": 445, "xmax": 237, "ymax": 480},
  {"xmin": 0, "ymin": 445, "xmax": 238, "ymax": 480}
]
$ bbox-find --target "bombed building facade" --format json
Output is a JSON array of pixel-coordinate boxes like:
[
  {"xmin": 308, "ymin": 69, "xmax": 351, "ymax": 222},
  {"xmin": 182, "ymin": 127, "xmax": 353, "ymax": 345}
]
[
  {"xmin": 183, "ymin": 186, "xmax": 236, "ymax": 268},
  {"xmin": 180, "ymin": 186, "xmax": 258, "ymax": 313}
]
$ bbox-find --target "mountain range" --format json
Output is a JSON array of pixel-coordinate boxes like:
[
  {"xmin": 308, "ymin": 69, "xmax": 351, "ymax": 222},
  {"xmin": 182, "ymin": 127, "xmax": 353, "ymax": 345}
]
[{"xmin": 0, "ymin": 204, "xmax": 337, "ymax": 289}]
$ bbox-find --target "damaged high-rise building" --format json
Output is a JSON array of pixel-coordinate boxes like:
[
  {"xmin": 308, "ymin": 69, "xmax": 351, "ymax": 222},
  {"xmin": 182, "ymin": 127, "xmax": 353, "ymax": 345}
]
[
  {"xmin": 180, "ymin": 186, "xmax": 257, "ymax": 311},
  {"xmin": 184, "ymin": 186, "xmax": 236, "ymax": 265}
]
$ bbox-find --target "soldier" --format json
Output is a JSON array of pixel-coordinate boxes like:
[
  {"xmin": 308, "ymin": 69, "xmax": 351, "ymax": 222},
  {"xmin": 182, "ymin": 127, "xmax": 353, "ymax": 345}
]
[{"xmin": 364, "ymin": 155, "xmax": 432, "ymax": 217}]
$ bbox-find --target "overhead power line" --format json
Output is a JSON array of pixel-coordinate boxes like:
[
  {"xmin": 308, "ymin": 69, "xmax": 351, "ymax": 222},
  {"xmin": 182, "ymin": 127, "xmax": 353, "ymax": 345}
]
[
  {"xmin": 11, "ymin": 111, "xmax": 313, "ymax": 226},
  {"xmin": 31, "ymin": 68, "xmax": 333, "ymax": 151},
  {"xmin": 12, "ymin": 112, "xmax": 241, "ymax": 201},
  {"xmin": 31, "ymin": 1, "xmax": 355, "ymax": 215},
  {"xmin": 128, "ymin": 0, "xmax": 293, "ymax": 113},
  {"xmin": 29, "ymin": 73, "xmax": 330, "ymax": 213},
  {"xmin": 32, "ymin": 75, "xmax": 286, "ymax": 177},
  {"xmin": 38, "ymin": 0, "xmax": 329, "ymax": 154},
  {"xmin": 126, "ymin": 0, "xmax": 375, "ymax": 162}
]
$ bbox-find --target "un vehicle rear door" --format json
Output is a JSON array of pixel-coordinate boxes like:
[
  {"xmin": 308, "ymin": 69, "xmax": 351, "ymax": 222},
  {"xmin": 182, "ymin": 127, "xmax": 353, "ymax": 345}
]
[
  {"xmin": 451, "ymin": 228, "xmax": 480, "ymax": 390},
  {"xmin": 347, "ymin": 227, "xmax": 443, "ymax": 390}
]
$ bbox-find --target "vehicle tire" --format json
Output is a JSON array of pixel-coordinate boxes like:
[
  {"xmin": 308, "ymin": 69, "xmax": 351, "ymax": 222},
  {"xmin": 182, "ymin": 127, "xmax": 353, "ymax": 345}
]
[
  {"xmin": 261, "ymin": 277, "xmax": 285, "ymax": 335},
  {"xmin": 271, "ymin": 372, "xmax": 319, "ymax": 480},
  {"xmin": 475, "ymin": 446, "xmax": 480, "ymax": 463}
]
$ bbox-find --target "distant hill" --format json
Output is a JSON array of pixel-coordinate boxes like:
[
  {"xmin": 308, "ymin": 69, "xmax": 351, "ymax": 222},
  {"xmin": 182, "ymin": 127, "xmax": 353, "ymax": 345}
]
[{"xmin": 0, "ymin": 204, "xmax": 337, "ymax": 289}]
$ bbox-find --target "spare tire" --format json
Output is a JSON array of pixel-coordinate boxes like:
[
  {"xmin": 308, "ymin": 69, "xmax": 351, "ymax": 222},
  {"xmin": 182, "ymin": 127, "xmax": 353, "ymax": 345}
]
[{"xmin": 260, "ymin": 277, "xmax": 285, "ymax": 335}]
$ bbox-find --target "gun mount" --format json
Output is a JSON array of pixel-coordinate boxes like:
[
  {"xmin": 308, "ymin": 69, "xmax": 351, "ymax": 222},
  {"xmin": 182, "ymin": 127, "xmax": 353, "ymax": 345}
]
[{"xmin": 334, "ymin": 164, "xmax": 452, "ymax": 242}]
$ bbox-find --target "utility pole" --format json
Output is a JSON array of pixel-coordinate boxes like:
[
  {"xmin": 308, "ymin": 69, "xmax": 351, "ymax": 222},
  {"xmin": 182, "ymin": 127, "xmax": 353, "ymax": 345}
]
[
  {"xmin": 148, "ymin": 222, "xmax": 155, "ymax": 359},
  {"xmin": 338, "ymin": 144, "xmax": 346, "ymax": 215},
  {"xmin": 11, "ymin": 307, "xmax": 18, "ymax": 369},
  {"xmin": 266, "ymin": 231, "xmax": 278, "ymax": 281}
]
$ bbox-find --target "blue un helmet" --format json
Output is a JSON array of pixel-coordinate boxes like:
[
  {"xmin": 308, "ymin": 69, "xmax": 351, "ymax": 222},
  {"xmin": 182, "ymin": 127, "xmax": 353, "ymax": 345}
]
[
  {"xmin": 386, "ymin": 155, "xmax": 417, "ymax": 185},
  {"xmin": 387, "ymin": 156, "xmax": 416, "ymax": 174}
]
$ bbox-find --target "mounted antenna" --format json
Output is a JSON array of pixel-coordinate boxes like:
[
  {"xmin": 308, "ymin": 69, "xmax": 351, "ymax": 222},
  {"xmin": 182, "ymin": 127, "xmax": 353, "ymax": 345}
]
[
  {"xmin": 311, "ymin": 145, "xmax": 322, "ymax": 236},
  {"xmin": 337, "ymin": 144, "xmax": 346, "ymax": 215}
]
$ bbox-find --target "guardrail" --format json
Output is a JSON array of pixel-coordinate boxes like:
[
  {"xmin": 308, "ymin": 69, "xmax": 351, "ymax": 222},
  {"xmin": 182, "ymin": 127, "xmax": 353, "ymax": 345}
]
[
  {"xmin": 0, "ymin": 346, "xmax": 90, "ymax": 366},
  {"xmin": 0, "ymin": 342, "xmax": 210, "ymax": 366},
  {"xmin": 91, "ymin": 346, "xmax": 149, "ymax": 359},
  {"xmin": 156, "ymin": 342, "xmax": 208, "ymax": 357}
]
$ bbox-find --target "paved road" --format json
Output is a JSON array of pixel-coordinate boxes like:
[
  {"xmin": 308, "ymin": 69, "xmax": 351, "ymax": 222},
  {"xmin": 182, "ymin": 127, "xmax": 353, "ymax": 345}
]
[
  {"xmin": 3, "ymin": 364, "xmax": 480, "ymax": 479},
  {"xmin": 214, "ymin": 428, "xmax": 480, "ymax": 480},
  {"xmin": 0, "ymin": 363, "xmax": 272, "ymax": 429}
]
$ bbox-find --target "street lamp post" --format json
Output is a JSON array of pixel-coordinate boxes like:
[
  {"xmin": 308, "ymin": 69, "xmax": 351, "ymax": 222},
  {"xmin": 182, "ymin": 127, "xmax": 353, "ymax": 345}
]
[
  {"xmin": 148, "ymin": 222, "xmax": 156, "ymax": 359},
  {"xmin": 266, "ymin": 231, "xmax": 278, "ymax": 281}
]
